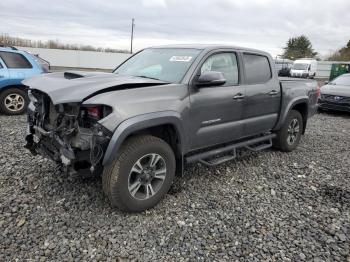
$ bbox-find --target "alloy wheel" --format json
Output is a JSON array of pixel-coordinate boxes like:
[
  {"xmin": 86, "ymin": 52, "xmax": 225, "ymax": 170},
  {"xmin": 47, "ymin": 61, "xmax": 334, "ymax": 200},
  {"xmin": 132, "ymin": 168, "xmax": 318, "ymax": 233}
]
[
  {"xmin": 128, "ymin": 153, "xmax": 167, "ymax": 200},
  {"xmin": 4, "ymin": 93, "xmax": 25, "ymax": 112},
  {"xmin": 287, "ymin": 118, "xmax": 300, "ymax": 145}
]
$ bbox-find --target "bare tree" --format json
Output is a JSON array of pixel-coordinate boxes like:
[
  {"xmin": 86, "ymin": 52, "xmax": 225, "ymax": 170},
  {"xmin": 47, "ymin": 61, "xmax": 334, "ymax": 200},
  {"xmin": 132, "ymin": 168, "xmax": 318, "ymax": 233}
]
[
  {"xmin": 0, "ymin": 34, "xmax": 129, "ymax": 53},
  {"xmin": 327, "ymin": 40, "xmax": 350, "ymax": 61}
]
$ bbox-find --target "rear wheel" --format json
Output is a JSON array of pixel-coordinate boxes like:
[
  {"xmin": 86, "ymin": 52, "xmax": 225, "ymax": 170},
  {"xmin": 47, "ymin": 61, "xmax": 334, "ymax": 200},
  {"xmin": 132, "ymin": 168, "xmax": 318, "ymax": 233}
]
[
  {"xmin": 0, "ymin": 88, "xmax": 28, "ymax": 115},
  {"xmin": 273, "ymin": 110, "xmax": 303, "ymax": 152},
  {"xmin": 102, "ymin": 135, "xmax": 176, "ymax": 212}
]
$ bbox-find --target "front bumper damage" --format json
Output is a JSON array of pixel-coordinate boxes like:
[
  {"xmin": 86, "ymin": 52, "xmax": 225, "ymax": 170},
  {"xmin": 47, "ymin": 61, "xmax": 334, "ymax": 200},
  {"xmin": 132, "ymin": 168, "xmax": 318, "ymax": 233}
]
[{"xmin": 25, "ymin": 90, "xmax": 112, "ymax": 174}]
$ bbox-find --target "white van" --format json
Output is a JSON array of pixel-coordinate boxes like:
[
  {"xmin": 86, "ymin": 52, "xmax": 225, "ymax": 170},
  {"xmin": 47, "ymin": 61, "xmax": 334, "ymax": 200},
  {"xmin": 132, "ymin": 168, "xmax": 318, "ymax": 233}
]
[{"xmin": 290, "ymin": 59, "xmax": 317, "ymax": 78}]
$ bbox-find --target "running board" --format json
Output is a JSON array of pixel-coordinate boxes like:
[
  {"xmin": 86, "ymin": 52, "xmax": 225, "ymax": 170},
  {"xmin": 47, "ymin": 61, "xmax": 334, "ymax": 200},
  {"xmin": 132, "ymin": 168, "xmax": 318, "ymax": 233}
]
[
  {"xmin": 199, "ymin": 151, "xmax": 236, "ymax": 167},
  {"xmin": 186, "ymin": 134, "xmax": 276, "ymax": 166},
  {"xmin": 245, "ymin": 138, "xmax": 273, "ymax": 151}
]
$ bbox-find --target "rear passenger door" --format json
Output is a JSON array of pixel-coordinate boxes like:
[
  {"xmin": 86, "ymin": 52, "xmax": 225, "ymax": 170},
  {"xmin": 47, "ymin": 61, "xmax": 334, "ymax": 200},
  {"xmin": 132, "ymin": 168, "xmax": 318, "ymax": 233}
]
[
  {"xmin": 0, "ymin": 51, "xmax": 34, "ymax": 82},
  {"xmin": 241, "ymin": 53, "xmax": 280, "ymax": 137}
]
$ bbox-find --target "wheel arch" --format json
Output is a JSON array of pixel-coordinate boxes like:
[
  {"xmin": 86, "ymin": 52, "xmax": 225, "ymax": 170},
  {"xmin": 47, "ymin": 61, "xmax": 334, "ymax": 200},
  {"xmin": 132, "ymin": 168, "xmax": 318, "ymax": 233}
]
[
  {"xmin": 290, "ymin": 102, "xmax": 308, "ymax": 134},
  {"xmin": 274, "ymin": 97, "xmax": 309, "ymax": 134},
  {"xmin": 102, "ymin": 111, "xmax": 187, "ymax": 175},
  {"xmin": 0, "ymin": 84, "xmax": 28, "ymax": 93}
]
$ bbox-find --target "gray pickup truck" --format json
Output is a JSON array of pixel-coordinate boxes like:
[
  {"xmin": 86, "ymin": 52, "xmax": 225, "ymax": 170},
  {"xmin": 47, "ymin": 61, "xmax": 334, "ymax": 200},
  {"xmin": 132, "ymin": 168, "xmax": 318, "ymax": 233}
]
[{"xmin": 24, "ymin": 45, "xmax": 319, "ymax": 212}]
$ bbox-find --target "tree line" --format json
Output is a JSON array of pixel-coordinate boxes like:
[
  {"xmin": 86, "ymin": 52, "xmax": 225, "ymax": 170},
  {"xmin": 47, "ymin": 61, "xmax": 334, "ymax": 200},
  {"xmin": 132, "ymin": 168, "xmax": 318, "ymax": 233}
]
[
  {"xmin": 1, "ymin": 33, "xmax": 349, "ymax": 61},
  {"xmin": 0, "ymin": 34, "xmax": 129, "ymax": 53},
  {"xmin": 282, "ymin": 35, "xmax": 350, "ymax": 61}
]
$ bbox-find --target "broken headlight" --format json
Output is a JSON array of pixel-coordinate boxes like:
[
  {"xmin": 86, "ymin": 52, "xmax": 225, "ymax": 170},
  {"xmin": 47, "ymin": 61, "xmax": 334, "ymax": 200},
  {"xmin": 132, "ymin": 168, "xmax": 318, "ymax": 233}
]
[{"xmin": 79, "ymin": 105, "xmax": 112, "ymax": 127}]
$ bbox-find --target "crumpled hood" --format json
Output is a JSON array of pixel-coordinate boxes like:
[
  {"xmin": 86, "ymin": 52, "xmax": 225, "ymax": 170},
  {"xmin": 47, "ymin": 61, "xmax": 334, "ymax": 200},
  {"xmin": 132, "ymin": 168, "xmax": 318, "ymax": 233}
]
[
  {"xmin": 23, "ymin": 71, "xmax": 168, "ymax": 104},
  {"xmin": 321, "ymin": 84, "xmax": 350, "ymax": 97}
]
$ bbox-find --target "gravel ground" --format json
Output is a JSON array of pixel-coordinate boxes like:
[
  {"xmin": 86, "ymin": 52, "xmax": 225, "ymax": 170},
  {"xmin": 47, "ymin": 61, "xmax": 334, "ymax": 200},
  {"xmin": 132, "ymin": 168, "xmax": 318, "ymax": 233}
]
[{"xmin": 0, "ymin": 112, "xmax": 349, "ymax": 261}]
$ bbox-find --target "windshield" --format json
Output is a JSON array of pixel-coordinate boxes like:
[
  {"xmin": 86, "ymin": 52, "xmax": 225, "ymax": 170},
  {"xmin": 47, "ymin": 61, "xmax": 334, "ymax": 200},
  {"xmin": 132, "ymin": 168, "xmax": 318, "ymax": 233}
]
[
  {"xmin": 330, "ymin": 74, "xmax": 350, "ymax": 86},
  {"xmin": 292, "ymin": 63, "xmax": 309, "ymax": 70},
  {"xmin": 114, "ymin": 48, "xmax": 202, "ymax": 83}
]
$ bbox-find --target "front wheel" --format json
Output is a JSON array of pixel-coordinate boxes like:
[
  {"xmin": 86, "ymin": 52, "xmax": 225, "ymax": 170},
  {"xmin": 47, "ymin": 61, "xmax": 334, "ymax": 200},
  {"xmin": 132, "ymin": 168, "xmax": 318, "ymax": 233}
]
[
  {"xmin": 273, "ymin": 110, "xmax": 303, "ymax": 152},
  {"xmin": 102, "ymin": 135, "xmax": 176, "ymax": 212},
  {"xmin": 0, "ymin": 88, "xmax": 28, "ymax": 115}
]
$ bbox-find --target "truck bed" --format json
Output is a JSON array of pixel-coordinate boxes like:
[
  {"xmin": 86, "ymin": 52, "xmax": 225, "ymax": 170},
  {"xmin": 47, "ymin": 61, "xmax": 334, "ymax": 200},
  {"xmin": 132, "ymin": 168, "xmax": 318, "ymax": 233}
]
[{"xmin": 273, "ymin": 77, "xmax": 319, "ymax": 132}]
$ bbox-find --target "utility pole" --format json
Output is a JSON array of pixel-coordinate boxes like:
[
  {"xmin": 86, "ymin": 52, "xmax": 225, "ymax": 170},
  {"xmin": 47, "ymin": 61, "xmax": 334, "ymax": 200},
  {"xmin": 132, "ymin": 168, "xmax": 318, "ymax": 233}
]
[{"xmin": 130, "ymin": 18, "xmax": 135, "ymax": 54}]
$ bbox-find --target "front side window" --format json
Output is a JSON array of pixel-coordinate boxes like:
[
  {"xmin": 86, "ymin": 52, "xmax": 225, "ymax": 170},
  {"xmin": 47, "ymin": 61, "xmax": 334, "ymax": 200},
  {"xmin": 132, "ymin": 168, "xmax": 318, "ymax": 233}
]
[
  {"xmin": 0, "ymin": 52, "xmax": 32, "ymax": 69},
  {"xmin": 114, "ymin": 48, "xmax": 202, "ymax": 83},
  {"xmin": 200, "ymin": 52, "xmax": 239, "ymax": 86},
  {"xmin": 243, "ymin": 53, "xmax": 272, "ymax": 84}
]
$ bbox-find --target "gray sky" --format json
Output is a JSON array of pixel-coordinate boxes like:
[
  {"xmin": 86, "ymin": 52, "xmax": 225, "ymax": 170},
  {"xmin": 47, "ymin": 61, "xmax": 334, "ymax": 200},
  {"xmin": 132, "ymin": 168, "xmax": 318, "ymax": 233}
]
[{"xmin": 1, "ymin": 0, "xmax": 349, "ymax": 57}]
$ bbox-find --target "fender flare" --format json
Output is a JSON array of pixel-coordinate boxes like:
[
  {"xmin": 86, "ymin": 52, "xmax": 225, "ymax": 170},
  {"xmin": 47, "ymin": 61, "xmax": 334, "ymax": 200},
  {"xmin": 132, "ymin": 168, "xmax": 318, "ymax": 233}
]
[
  {"xmin": 0, "ymin": 84, "xmax": 28, "ymax": 92},
  {"xmin": 102, "ymin": 111, "xmax": 187, "ymax": 166},
  {"xmin": 274, "ymin": 97, "xmax": 309, "ymax": 131}
]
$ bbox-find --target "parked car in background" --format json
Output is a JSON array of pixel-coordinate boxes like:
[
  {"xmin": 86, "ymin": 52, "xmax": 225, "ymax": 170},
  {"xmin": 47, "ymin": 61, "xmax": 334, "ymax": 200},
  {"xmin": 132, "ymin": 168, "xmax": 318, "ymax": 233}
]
[
  {"xmin": 275, "ymin": 58, "xmax": 293, "ymax": 77},
  {"xmin": 24, "ymin": 44, "xmax": 319, "ymax": 212},
  {"xmin": 290, "ymin": 59, "xmax": 317, "ymax": 79},
  {"xmin": 318, "ymin": 73, "xmax": 350, "ymax": 112},
  {"xmin": 0, "ymin": 46, "xmax": 49, "ymax": 115}
]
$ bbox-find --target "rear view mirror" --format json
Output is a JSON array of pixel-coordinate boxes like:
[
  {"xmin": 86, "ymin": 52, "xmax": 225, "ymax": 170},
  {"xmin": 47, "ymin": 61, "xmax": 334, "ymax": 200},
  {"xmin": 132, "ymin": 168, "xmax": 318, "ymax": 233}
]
[{"xmin": 196, "ymin": 71, "xmax": 226, "ymax": 87}]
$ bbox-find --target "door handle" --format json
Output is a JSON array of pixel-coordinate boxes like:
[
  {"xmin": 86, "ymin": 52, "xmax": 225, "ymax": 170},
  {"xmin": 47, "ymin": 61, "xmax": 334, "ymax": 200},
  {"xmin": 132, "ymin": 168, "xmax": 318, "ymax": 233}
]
[
  {"xmin": 233, "ymin": 93, "xmax": 245, "ymax": 100},
  {"xmin": 268, "ymin": 90, "xmax": 279, "ymax": 96}
]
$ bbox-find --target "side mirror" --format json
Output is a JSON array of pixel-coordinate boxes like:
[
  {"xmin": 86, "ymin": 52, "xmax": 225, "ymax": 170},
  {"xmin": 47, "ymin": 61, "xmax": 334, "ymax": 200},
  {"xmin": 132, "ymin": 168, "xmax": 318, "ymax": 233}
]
[
  {"xmin": 324, "ymin": 80, "xmax": 329, "ymax": 85},
  {"xmin": 196, "ymin": 71, "xmax": 226, "ymax": 87}
]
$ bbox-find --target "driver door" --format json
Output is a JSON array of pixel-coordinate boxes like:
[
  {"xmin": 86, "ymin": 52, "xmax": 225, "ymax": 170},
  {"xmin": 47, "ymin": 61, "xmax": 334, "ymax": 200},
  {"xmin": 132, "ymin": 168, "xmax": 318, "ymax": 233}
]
[{"xmin": 188, "ymin": 51, "xmax": 245, "ymax": 150}]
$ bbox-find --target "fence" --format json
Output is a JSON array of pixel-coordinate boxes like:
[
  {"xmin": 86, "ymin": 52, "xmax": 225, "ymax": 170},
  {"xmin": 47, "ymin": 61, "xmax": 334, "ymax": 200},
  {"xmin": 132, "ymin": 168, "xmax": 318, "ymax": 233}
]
[{"xmin": 16, "ymin": 46, "xmax": 131, "ymax": 70}]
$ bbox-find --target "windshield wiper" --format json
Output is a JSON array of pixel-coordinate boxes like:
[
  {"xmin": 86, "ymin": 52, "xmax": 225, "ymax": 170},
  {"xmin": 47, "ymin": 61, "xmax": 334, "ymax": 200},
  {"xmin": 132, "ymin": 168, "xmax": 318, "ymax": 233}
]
[{"xmin": 134, "ymin": 75, "xmax": 161, "ymax": 81}]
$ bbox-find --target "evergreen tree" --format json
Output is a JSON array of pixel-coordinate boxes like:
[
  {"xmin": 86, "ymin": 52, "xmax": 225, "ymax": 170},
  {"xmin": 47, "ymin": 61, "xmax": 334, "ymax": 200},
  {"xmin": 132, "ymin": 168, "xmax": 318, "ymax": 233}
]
[{"xmin": 282, "ymin": 35, "xmax": 317, "ymax": 59}]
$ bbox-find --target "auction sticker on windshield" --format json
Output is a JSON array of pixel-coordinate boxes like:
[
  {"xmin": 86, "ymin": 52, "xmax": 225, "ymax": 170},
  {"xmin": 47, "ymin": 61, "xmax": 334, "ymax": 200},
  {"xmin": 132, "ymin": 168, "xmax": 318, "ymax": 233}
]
[{"xmin": 169, "ymin": 56, "xmax": 193, "ymax": 62}]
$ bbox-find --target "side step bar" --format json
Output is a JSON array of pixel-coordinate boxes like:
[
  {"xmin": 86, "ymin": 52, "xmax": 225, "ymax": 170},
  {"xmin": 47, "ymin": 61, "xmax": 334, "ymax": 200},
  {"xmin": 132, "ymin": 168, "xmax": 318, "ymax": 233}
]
[{"xmin": 186, "ymin": 133, "xmax": 276, "ymax": 166}]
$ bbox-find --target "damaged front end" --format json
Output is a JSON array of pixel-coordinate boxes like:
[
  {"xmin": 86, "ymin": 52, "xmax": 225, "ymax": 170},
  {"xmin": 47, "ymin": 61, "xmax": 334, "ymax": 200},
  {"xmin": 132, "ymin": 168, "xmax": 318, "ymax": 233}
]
[{"xmin": 25, "ymin": 90, "xmax": 112, "ymax": 174}]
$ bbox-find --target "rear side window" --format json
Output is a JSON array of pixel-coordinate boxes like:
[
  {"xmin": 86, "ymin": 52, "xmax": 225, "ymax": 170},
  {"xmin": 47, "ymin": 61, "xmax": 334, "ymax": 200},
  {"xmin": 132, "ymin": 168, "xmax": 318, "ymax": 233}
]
[
  {"xmin": 0, "ymin": 52, "xmax": 32, "ymax": 69},
  {"xmin": 243, "ymin": 53, "xmax": 272, "ymax": 84}
]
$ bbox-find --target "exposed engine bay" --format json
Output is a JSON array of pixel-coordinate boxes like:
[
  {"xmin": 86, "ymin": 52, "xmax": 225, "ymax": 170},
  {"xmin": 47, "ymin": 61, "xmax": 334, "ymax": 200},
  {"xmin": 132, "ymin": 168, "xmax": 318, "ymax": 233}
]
[{"xmin": 25, "ymin": 89, "xmax": 112, "ymax": 174}]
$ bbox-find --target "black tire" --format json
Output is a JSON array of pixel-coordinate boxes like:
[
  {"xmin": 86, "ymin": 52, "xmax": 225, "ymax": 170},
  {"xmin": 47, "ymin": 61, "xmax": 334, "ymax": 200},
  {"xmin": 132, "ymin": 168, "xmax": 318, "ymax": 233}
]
[
  {"xmin": 0, "ymin": 88, "xmax": 28, "ymax": 115},
  {"xmin": 102, "ymin": 135, "xmax": 176, "ymax": 212},
  {"xmin": 273, "ymin": 110, "xmax": 303, "ymax": 152}
]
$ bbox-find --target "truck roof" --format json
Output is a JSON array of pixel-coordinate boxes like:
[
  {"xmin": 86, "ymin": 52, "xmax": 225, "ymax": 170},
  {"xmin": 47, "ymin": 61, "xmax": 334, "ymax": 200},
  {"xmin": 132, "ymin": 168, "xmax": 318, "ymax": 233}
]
[{"xmin": 149, "ymin": 44, "xmax": 270, "ymax": 56}]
